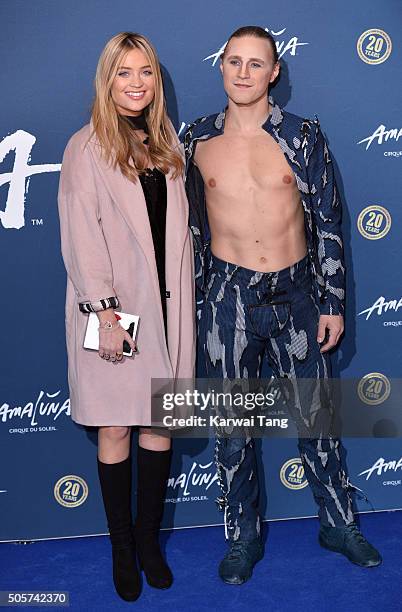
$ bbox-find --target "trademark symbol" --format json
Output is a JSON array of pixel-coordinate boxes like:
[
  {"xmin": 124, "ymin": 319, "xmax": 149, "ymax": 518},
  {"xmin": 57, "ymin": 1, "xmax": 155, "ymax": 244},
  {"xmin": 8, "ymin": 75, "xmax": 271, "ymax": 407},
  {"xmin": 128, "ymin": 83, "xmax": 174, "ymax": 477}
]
[{"xmin": 31, "ymin": 218, "xmax": 43, "ymax": 226}]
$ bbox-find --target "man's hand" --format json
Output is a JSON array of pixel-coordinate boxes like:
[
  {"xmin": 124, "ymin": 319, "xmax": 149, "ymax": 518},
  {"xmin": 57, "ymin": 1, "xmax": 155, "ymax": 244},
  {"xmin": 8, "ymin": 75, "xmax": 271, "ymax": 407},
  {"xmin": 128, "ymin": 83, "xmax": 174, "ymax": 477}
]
[{"xmin": 317, "ymin": 315, "xmax": 344, "ymax": 353}]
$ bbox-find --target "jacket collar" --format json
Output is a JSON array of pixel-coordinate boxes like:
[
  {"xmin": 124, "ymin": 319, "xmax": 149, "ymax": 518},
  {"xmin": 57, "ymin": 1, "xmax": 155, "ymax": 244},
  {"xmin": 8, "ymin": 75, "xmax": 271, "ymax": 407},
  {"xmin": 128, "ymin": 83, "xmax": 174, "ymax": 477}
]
[
  {"xmin": 197, "ymin": 96, "xmax": 284, "ymax": 139},
  {"xmin": 187, "ymin": 96, "xmax": 306, "ymax": 177}
]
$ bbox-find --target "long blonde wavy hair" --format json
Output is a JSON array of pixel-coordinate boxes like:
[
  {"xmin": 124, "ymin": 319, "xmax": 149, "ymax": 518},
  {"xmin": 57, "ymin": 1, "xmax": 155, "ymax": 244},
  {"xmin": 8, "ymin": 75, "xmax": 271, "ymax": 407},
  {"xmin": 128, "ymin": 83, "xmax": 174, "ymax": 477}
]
[{"xmin": 91, "ymin": 32, "xmax": 183, "ymax": 181}]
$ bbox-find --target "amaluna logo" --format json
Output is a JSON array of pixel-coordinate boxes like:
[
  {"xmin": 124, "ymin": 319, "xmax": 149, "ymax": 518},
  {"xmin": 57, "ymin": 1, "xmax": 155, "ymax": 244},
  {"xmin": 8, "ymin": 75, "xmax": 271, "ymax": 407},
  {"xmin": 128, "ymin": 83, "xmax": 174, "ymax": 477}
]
[
  {"xmin": 358, "ymin": 457, "xmax": 402, "ymax": 480},
  {"xmin": 203, "ymin": 27, "xmax": 309, "ymax": 66},
  {"xmin": 0, "ymin": 390, "xmax": 70, "ymax": 426},
  {"xmin": 0, "ymin": 130, "xmax": 61, "ymax": 230},
  {"xmin": 358, "ymin": 296, "xmax": 402, "ymax": 320},
  {"xmin": 167, "ymin": 461, "xmax": 218, "ymax": 496},
  {"xmin": 357, "ymin": 125, "xmax": 402, "ymax": 150}
]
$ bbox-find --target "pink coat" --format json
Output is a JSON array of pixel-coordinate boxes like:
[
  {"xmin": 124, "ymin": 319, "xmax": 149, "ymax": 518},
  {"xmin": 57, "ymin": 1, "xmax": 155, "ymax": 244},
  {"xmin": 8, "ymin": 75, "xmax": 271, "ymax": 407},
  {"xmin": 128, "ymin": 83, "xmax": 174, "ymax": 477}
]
[{"xmin": 58, "ymin": 124, "xmax": 195, "ymax": 426}]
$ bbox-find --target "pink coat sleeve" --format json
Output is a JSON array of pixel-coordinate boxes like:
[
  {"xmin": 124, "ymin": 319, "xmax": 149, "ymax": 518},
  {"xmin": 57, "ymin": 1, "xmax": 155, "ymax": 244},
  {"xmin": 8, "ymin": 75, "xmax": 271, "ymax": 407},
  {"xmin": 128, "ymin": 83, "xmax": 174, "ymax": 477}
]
[{"xmin": 58, "ymin": 133, "xmax": 117, "ymax": 305}]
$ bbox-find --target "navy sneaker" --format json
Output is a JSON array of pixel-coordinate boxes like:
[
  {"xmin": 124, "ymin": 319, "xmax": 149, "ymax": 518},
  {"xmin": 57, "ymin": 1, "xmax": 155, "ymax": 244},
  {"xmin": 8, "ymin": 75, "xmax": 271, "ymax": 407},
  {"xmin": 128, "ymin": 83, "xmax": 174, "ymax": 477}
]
[
  {"xmin": 218, "ymin": 539, "xmax": 264, "ymax": 585},
  {"xmin": 319, "ymin": 522, "xmax": 382, "ymax": 567}
]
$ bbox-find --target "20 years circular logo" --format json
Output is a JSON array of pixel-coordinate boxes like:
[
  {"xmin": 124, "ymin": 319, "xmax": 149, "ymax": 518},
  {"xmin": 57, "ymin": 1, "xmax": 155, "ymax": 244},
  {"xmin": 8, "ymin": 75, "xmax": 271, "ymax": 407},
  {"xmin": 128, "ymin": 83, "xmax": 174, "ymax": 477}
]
[
  {"xmin": 280, "ymin": 458, "xmax": 308, "ymax": 490},
  {"xmin": 54, "ymin": 475, "xmax": 89, "ymax": 508},
  {"xmin": 357, "ymin": 373, "xmax": 391, "ymax": 405},
  {"xmin": 357, "ymin": 29, "xmax": 392, "ymax": 65},
  {"xmin": 357, "ymin": 205, "xmax": 391, "ymax": 240}
]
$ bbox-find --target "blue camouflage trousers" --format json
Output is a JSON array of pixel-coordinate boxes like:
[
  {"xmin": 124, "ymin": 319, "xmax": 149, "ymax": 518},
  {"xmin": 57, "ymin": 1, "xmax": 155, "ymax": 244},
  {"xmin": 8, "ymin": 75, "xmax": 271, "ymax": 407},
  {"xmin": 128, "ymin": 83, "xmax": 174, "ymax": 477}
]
[{"xmin": 199, "ymin": 252, "xmax": 354, "ymax": 542}]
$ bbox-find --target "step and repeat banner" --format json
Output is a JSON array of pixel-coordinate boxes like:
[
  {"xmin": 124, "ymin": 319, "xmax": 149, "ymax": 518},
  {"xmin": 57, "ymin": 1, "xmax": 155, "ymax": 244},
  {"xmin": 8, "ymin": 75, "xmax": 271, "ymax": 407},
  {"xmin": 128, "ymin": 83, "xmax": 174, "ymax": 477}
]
[{"xmin": 1, "ymin": 0, "xmax": 401, "ymax": 541}]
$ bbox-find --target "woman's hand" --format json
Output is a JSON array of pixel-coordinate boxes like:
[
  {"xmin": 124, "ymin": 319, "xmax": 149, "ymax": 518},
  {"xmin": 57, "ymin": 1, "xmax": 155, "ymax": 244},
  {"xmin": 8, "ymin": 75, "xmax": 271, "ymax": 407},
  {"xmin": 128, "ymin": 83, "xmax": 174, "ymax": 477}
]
[{"xmin": 97, "ymin": 309, "xmax": 136, "ymax": 362}]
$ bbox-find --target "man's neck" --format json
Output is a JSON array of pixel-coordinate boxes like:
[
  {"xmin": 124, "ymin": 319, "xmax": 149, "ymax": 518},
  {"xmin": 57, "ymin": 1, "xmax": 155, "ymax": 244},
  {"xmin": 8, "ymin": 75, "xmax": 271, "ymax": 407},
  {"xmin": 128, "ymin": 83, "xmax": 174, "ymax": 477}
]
[{"xmin": 224, "ymin": 95, "xmax": 271, "ymax": 133}]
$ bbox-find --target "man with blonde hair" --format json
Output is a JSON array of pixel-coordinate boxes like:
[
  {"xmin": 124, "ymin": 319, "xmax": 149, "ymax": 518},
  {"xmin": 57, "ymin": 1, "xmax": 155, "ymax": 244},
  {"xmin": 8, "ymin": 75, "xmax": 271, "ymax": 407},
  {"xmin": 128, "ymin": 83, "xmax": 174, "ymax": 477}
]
[{"xmin": 184, "ymin": 25, "xmax": 381, "ymax": 585}]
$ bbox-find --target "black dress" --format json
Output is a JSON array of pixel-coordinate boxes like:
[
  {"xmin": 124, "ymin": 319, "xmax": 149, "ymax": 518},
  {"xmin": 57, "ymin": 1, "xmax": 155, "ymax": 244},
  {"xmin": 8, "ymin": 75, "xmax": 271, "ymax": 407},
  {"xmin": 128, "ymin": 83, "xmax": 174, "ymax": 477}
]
[{"xmin": 126, "ymin": 115, "xmax": 168, "ymax": 336}]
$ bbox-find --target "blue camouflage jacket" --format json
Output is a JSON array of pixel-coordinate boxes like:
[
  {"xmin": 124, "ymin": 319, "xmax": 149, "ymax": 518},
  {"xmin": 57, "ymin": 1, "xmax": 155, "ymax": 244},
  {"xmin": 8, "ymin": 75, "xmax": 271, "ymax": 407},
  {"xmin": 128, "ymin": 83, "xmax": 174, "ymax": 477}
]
[{"xmin": 183, "ymin": 99, "xmax": 346, "ymax": 316}]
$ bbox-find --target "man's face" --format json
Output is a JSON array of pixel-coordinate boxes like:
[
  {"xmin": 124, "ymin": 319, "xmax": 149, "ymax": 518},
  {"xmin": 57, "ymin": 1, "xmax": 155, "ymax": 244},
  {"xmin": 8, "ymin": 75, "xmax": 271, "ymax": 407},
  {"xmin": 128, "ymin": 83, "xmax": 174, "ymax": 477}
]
[{"xmin": 220, "ymin": 35, "xmax": 280, "ymax": 106}]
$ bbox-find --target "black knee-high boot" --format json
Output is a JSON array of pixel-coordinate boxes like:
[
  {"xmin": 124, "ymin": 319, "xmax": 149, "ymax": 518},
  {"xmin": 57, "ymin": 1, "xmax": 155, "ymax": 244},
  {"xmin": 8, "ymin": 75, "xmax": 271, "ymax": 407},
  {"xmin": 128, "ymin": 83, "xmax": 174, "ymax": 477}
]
[
  {"xmin": 97, "ymin": 457, "xmax": 141, "ymax": 601},
  {"xmin": 134, "ymin": 446, "xmax": 173, "ymax": 589}
]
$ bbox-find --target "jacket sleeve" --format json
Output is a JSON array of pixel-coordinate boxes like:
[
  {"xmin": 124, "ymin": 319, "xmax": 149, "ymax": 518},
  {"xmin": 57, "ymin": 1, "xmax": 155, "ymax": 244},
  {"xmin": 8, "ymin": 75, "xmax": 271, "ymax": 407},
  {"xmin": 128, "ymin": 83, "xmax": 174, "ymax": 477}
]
[
  {"xmin": 307, "ymin": 124, "xmax": 346, "ymax": 316},
  {"xmin": 58, "ymin": 134, "xmax": 118, "ymax": 308},
  {"xmin": 183, "ymin": 125, "xmax": 209, "ymax": 299}
]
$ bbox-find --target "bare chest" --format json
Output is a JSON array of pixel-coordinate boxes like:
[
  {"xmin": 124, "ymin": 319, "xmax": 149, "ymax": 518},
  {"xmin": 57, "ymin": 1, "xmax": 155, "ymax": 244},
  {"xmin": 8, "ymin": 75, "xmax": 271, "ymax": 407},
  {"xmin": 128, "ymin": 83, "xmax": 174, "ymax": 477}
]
[{"xmin": 194, "ymin": 132, "xmax": 297, "ymax": 195}]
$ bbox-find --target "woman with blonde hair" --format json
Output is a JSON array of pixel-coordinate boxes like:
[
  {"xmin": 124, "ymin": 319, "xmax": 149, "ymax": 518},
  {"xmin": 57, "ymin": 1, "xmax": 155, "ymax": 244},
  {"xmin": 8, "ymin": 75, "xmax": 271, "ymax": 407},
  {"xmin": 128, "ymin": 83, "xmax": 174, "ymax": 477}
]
[{"xmin": 58, "ymin": 32, "xmax": 195, "ymax": 601}]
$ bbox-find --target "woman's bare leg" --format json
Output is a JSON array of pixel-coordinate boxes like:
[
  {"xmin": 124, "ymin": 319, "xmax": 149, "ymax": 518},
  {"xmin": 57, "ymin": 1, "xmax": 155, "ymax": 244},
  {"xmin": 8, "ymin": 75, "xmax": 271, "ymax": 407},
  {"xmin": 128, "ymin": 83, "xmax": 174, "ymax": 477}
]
[{"xmin": 98, "ymin": 426, "xmax": 131, "ymax": 463}]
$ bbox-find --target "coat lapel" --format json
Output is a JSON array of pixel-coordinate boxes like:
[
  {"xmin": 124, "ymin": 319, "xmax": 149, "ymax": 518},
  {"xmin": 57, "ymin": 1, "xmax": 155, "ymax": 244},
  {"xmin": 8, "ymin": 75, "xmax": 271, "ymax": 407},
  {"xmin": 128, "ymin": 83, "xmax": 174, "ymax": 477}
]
[
  {"xmin": 90, "ymin": 144, "xmax": 155, "ymax": 261},
  {"xmin": 165, "ymin": 171, "xmax": 188, "ymax": 262}
]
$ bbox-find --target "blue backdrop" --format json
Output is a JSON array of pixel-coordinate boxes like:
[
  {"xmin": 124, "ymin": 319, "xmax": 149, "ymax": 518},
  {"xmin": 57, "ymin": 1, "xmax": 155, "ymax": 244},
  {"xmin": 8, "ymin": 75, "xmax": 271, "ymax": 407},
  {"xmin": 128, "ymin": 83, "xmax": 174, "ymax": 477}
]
[{"xmin": 1, "ymin": 0, "xmax": 401, "ymax": 541}]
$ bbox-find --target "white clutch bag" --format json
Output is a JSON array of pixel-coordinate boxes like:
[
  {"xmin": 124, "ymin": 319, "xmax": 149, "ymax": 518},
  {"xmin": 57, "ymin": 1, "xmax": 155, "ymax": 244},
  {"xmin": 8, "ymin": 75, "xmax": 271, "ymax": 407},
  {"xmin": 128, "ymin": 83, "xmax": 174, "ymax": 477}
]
[{"xmin": 83, "ymin": 312, "xmax": 140, "ymax": 357}]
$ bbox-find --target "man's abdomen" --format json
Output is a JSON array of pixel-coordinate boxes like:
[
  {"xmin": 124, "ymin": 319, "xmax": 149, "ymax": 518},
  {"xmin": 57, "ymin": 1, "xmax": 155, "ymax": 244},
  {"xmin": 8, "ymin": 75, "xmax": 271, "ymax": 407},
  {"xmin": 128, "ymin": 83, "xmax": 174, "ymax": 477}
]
[{"xmin": 208, "ymin": 191, "xmax": 307, "ymax": 272}]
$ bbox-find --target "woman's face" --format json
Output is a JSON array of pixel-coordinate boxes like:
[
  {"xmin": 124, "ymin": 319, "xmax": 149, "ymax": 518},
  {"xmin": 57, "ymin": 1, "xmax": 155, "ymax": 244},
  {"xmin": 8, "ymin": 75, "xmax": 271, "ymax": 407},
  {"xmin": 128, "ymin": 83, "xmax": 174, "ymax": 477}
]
[{"xmin": 111, "ymin": 47, "xmax": 155, "ymax": 116}]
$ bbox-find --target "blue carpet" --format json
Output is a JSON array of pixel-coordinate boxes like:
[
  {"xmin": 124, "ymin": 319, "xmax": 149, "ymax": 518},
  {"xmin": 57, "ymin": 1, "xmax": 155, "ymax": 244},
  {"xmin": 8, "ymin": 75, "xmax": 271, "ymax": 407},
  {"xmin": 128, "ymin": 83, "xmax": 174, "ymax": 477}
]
[{"xmin": 0, "ymin": 511, "xmax": 401, "ymax": 611}]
